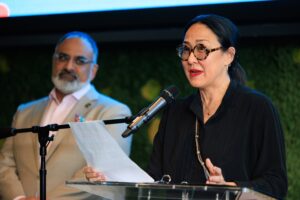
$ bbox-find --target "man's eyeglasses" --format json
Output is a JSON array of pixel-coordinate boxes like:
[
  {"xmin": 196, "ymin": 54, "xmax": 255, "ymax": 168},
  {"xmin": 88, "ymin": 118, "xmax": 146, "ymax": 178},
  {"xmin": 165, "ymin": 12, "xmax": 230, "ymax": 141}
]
[
  {"xmin": 176, "ymin": 43, "xmax": 222, "ymax": 61},
  {"xmin": 53, "ymin": 52, "xmax": 94, "ymax": 66}
]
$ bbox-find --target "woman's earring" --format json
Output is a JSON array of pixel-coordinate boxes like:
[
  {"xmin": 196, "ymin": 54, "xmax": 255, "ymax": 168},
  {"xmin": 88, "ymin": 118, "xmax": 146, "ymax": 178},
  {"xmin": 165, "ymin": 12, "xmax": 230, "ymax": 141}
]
[
  {"xmin": 224, "ymin": 64, "xmax": 229, "ymax": 70},
  {"xmin": 225, "ymin": 64, "xmax": 231, "ymax": 70}
]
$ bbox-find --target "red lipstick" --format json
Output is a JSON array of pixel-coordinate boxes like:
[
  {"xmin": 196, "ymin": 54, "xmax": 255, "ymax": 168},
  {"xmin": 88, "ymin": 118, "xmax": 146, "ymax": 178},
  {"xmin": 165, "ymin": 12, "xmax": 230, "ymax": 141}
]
[{"xmin": 189, "ymin": 68, "xmax": 203, "ymax": 77}]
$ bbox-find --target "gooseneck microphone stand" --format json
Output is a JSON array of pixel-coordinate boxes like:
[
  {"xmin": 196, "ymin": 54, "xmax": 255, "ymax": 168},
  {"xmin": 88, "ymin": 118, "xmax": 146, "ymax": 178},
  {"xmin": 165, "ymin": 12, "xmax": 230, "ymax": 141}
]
[{"xmin": 5, "ymin": 117, "xmax": 132, "ymax": 200}]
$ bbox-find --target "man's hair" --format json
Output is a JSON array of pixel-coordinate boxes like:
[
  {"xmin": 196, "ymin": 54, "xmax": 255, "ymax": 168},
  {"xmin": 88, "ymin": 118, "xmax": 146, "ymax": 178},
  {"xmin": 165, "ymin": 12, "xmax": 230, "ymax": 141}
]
[{"xmin": 55, "ymin": 31, "xmax": 99, "ymax": 62}]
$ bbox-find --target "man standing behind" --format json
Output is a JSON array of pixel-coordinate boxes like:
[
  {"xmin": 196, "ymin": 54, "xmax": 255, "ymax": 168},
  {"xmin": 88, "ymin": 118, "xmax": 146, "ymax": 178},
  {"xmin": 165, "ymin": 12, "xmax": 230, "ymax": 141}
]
[{"xmin": 0, "ymin": 31, "xmax": 132, "ymax": 200}]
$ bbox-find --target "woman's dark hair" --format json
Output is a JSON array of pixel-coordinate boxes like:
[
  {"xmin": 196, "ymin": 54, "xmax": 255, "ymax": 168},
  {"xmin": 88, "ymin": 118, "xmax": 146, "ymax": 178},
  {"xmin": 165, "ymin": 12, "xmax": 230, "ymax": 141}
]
[{"xmin": 183, "ymin": 14, "xmax": 247, "ymax": 84}]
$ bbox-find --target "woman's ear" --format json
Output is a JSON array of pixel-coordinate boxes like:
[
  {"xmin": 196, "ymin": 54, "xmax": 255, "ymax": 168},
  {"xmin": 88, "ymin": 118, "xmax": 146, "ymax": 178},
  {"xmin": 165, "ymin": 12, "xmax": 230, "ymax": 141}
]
[{"xmin": 226, "ymin": 47, "xmax": 236, "ymax": 65}]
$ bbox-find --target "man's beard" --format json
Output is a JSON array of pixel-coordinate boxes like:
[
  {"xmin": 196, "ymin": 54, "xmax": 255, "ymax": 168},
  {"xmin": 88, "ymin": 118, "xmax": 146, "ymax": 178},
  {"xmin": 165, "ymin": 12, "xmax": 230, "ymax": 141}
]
[{"xmin": 52, "ymin": 70, "xmax": 88, "ymax": 94}]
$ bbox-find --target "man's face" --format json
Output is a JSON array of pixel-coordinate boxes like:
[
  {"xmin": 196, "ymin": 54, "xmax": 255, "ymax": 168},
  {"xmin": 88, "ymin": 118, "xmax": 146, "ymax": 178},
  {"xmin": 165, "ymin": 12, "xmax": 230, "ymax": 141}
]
[{"xmin": 51, "ymin": 37, "xmax": 98, "ymax": 94}]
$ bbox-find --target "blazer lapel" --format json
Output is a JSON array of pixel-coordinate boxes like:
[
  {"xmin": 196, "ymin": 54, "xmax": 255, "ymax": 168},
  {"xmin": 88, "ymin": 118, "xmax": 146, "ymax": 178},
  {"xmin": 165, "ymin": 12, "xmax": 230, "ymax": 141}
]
[{"xmin": 46, "ymin": 86, "xmax": 100, "ymax": 161}]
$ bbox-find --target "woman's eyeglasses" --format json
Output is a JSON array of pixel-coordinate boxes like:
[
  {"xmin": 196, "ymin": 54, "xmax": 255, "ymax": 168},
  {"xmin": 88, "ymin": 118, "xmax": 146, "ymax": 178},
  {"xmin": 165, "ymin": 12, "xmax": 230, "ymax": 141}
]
[{"xmin": 176, "ymin": 43, "xmax": 222, "ymax": 61}]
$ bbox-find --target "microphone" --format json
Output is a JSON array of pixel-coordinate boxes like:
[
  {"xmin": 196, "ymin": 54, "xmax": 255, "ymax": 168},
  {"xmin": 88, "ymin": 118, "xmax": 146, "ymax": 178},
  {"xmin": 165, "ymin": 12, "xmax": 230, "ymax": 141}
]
[
  {"xmin": 0, "ymin": 128, "xmax": 17, "ymax": 139},
  {"xmin": 122, "ymin": 85, "xmax": 179, "ymax": 138}
]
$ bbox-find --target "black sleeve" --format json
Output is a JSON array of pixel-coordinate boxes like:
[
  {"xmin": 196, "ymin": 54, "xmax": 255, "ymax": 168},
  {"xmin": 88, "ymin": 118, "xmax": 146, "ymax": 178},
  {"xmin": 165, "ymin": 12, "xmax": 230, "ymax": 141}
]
[{"xmin": 236, "ymin": 98, "xmax": 288, "ymax": 199}]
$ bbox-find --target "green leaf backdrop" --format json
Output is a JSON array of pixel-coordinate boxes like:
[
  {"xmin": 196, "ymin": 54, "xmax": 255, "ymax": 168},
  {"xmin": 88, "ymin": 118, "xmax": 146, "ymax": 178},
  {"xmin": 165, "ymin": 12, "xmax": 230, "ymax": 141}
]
[{"xmin": 0, "ymin": 40, "xmax": 299, "ymax": 199}]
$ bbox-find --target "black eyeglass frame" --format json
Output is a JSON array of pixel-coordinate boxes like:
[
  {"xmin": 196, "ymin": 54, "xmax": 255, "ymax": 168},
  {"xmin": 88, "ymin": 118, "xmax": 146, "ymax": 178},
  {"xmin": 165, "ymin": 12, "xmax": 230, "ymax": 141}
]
[{"xmin": 176, "ymin": 44, "xmax": 222, "ymax": 61}]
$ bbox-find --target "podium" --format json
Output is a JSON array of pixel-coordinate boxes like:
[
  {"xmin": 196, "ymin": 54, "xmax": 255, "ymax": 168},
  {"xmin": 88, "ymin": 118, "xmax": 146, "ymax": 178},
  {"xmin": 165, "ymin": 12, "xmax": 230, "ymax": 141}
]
[{"xmin": 66, "ymin": 180, "xmax": 275, "ymax": 200}]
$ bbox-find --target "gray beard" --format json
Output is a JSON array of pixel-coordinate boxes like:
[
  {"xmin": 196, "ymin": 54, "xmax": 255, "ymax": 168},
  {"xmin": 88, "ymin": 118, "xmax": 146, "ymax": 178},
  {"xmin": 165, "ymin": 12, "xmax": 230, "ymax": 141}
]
[{"xmin": 51, "ymin": 76, "xmax": 88, "ymax": 94}]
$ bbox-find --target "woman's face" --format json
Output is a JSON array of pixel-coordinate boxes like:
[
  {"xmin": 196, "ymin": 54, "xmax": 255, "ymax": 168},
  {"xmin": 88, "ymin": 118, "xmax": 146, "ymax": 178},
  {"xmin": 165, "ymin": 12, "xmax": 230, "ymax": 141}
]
[{"xmin": 181, "ymin": 23, "xmax": 234, "ymax": 89}]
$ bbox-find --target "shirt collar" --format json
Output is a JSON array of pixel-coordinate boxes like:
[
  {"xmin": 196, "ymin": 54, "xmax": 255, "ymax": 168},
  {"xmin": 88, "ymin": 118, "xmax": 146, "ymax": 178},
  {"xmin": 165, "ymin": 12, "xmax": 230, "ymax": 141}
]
[{"xmin": 49, "ymin": 83, "xmax": 91, "ymax": 104}]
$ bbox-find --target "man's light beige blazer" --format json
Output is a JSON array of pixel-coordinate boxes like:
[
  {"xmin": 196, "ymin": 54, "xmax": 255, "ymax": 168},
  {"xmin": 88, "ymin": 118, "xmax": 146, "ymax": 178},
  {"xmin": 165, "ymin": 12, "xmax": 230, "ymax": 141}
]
[{"xmin": 0, "ymin": 85, "xmax": 132, "ymax": 200}]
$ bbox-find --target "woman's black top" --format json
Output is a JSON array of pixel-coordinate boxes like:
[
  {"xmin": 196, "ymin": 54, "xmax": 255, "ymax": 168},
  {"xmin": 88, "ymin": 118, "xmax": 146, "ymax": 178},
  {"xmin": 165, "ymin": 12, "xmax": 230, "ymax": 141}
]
[{"xmin": 147, "ymin": 80, "xmax": 287, "ymax": 199}]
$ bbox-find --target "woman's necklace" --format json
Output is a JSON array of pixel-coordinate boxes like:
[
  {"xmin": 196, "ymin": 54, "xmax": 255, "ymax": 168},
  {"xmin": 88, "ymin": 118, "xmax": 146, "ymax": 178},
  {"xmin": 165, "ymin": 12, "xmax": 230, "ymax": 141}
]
[
  {"xmin": 201, "ymin": 92, "xmax": 223, "ymax": 117},
  {"xmin": 203, "ymin": 101, "xmax": 218, "ymax": 117},
  {"xmin": 195, "ymin": 118, "xmax": 210, "ymax": 180},
  {"xmin": 203, "ymin": 104, "xmax": 211, "ymax": 116}
]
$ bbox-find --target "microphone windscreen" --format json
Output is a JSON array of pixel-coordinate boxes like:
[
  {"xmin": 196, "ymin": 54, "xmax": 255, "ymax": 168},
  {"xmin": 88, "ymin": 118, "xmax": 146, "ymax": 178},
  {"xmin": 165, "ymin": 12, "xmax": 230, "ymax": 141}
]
[{"xmin": 161, "ymin": 85, "xmax": 180, "ymax": 103}]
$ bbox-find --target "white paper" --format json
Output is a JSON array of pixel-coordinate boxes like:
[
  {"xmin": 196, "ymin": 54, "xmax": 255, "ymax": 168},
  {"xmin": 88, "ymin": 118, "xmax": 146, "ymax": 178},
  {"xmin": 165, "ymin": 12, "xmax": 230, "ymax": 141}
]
[{"xmin": 69, "ymin": 120, "xmax": 154, "ymax": 183}]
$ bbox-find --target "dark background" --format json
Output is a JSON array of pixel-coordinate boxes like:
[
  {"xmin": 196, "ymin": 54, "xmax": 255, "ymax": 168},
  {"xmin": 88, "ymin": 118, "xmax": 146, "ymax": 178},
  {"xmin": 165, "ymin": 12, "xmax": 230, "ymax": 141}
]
[{"xmin": 1, "ymin": 1, "xmax": 300, "ymax": 46}]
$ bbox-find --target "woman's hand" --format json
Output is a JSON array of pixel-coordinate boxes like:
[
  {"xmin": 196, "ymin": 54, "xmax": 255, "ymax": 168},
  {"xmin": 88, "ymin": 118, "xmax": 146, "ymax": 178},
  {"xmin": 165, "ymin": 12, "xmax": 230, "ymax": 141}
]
[
  {"xmin": 205, "ymin": 158, "xmax": 236, "ymax": 186},
  {"xmin": 83, "ymin": 166, "xmax": 107, "ymax": 182}
]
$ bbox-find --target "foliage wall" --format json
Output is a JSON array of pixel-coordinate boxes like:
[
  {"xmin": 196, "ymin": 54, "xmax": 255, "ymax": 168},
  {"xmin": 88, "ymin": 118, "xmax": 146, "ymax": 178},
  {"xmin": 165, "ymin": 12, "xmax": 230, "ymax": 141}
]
[{"xmin": 0, "ymin": 39, "xmax": 299, "ymax": 199}]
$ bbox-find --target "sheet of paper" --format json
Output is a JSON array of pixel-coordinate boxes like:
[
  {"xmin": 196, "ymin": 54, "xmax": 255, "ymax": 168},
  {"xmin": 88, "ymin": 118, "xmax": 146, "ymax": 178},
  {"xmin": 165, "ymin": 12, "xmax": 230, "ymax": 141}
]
[{"xmin": 69, "ymin": 120, "xmax": 154, "ymax": 183}]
